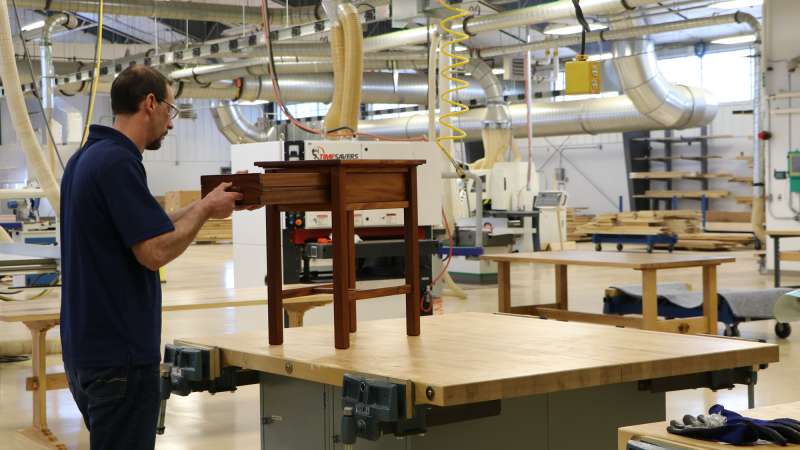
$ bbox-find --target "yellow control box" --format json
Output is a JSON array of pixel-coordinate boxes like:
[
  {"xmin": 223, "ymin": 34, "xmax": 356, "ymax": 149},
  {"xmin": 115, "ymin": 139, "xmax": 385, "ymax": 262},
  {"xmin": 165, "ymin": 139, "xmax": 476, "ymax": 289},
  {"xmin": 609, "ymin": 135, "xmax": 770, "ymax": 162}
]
[{"xmin": 565, "ymin": 55, "xmax": 602, "ymax": 95}]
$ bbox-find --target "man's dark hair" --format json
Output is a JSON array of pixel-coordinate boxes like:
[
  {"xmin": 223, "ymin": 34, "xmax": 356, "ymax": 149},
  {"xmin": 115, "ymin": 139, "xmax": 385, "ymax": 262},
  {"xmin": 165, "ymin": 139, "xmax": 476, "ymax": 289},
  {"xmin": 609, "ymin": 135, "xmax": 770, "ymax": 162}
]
[{"xmin": 110, "ymin": 65, "xmax": 172, "ymax": 115}]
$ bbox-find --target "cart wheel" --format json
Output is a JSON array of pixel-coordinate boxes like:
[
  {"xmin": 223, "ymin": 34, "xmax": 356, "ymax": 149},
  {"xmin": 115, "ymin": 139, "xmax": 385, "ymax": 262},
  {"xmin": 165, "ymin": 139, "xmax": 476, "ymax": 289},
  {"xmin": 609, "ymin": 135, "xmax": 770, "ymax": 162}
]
[
  {"xmin": 723, "ymin": 324, "xmax": 741, "ymax": 337},
  {"xmin": 755, "ymin": 239, "xmax": 762, "ymax": 251},
  {"xmin": 616, "ymin": 243, "xmax": 623, "ymax": 252},
  {"xmin": 646, "ymin": 245, "xmax": 653, "ymax": 253},
  {"xmin": 595, "ymin": 244, "xmax": 602, "ymax": 251},
  {"xmin": 775, "ymin": 322, "xmax": 792, "ymax": 339},
  {"xmin": 668, "ymin": 245, "xmax": 675, "ymax": 253}
]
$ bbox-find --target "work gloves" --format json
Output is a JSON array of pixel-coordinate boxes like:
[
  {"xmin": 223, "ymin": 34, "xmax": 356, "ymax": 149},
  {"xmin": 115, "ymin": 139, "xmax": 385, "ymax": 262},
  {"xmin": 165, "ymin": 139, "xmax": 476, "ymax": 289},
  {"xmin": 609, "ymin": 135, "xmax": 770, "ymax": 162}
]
[{"xmin": 667, "ymin": 404, "xmax": 800, "ymax": 446}]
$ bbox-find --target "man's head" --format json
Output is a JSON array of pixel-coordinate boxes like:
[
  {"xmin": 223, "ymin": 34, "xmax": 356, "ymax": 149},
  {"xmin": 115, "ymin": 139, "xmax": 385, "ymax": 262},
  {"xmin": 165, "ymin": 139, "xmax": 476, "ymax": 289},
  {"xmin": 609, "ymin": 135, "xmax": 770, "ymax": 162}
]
[{"xmin": 110, "ymin": 65, "xmax": 176, "ymax": 150}]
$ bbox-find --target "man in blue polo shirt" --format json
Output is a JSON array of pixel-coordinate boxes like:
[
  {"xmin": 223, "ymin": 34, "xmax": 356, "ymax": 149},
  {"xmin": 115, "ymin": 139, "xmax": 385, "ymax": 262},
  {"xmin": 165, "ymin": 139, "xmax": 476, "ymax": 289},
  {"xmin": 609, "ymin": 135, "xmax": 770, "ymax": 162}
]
[{"xmin": 60, "ymin": 65, "xmax": 242, "ymax": 450}]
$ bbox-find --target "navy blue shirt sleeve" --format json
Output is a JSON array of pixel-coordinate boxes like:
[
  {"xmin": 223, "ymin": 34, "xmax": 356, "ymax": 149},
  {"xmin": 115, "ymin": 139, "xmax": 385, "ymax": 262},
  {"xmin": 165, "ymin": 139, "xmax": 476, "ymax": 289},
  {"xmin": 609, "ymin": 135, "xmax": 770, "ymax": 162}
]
[{"xmin": 95, "ymin": 156, "xmax": 175, "ymax": 247}]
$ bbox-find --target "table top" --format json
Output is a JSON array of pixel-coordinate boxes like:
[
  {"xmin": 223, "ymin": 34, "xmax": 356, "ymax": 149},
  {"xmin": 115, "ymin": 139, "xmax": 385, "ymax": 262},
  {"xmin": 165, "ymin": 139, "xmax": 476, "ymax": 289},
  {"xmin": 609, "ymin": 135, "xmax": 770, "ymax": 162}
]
[
  {"xmin": 176, "ymin": 312, "xmax": 777, "ymax": 407},
  {"xmin": 255, "ymin": 160, "xmax": 425, "ymax": 169},
  {"xmin": 481, "ymin": 251, "xmax": 735, "ymax": 270},
  {"xmin": 767, "ymin": 229, "xmax": 800, "ymax": 237},
  {"xmin": 0, "ymin": 243, "xmax": 60, "ymax": 265},
  {"xmin": 0, "ymin": 286, "xmax": 331, "ymax": 323},
  {"xmin": 620, "ymin": 401, "xmax": 800, "ymax": 449}
]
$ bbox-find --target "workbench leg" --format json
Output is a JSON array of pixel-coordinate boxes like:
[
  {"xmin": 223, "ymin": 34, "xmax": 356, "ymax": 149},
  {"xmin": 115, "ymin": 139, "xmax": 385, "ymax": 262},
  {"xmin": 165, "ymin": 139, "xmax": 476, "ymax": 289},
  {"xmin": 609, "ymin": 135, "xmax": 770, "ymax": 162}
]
[
  {"xmin": 497, "ymin": 261, "xmax": 511, "ymax": 313},
  {"xmin": 774, "ymin": 236, "xmax": 781, "ymax": 288},
  {"xmin": 641, "ymin": 270, "xmax": 658, "ymax": 330},
  {"xmin": 18, "ymin": 320, "xmax": 66, "ymax": 450},
  {"xmin": 266, "ymin": 206, "xmax": 284, "ymax": 345},
  {"xmin": 555, "ymin": 264, "xmax": 568, "ymax": 311},
  {"xmin": 331, "ymin": 167, "xmax": 350, "ymax": 349},
  {"xmin": 285, "ymin": 306, "xmax": 310, "ymax": 328},
  {"xmin": 703, "ymin": 265, "xmax": 719, "ymax": 335},
  {"xmin": 347, "ymin": 211, "xmax": 357, "ymax": 333},
  {"xmin": 405, "ymin": 168, "xmax": 421, "ymax": 337}
]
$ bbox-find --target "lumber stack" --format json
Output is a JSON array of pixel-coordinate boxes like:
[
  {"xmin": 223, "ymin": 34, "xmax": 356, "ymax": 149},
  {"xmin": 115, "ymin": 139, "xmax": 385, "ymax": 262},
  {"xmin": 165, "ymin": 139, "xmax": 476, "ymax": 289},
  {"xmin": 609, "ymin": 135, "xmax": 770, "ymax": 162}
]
[
  {"xmin": 566, "ymin": 208, "xmax": 593, "ymax": 242},
  {"xmin": 576, "ymin": 210, "xmax": 754, "ymax": 250},
  {"xmin": 195, "ymin": 219, "xmax": 233, "ymax": 243}
]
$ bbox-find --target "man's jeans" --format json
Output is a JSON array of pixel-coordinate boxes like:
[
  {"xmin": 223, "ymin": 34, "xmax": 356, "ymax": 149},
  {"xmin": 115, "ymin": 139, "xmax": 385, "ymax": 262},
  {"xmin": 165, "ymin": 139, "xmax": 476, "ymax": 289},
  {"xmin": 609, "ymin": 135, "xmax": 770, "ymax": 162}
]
[{"xmin": 65, "ymin": 363, "xmax": 160, "ymax": 450}]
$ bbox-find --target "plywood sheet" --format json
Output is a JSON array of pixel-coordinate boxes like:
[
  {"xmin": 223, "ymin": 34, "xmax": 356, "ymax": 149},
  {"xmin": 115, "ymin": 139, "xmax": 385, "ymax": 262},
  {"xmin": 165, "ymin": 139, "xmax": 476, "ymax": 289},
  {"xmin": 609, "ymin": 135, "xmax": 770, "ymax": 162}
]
[{"xmin": 176, "ymin": 312, "xmax": 777, "ymax": 407}]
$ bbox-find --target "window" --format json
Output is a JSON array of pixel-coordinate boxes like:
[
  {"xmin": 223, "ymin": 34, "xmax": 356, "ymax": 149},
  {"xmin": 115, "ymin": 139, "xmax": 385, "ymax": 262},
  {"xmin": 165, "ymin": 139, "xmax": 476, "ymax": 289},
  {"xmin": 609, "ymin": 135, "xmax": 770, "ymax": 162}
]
[
  {"xmin": 657, "ymin": 48, "xmax": 754, "ymax": 103},
  {"xmin": 275, "ymin": 102, "xmax": 330, "ymax": 120}
]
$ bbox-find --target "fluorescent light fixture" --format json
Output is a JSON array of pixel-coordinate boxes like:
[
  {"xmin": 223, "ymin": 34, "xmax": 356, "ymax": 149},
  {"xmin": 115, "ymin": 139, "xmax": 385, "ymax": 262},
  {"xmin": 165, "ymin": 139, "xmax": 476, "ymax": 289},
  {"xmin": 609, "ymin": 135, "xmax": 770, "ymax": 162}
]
[
  {"xmin": 544, "ymin": 23, "xmax": 607, "ymax": 36},
  {"xmin": 236, "ymin": 100, "xmax": 270, "ymax": 106},
  {"xmin": 491, "ymin": 68, "xmax": 505, "ymax": 75},
  {"xmin": 711, "ymin": 34, "xmax": 757, "ymax": 45},
  {"xmin": 587, "ymin": 52, "xmax": 613, "ymax": 61},
  {"xmin": 709, "ymin": 0, "xmax": 762, "ymax": 9},
  {"xmin": 453, "ymin": 45, "xmax": 468, "ymax": 52},
  {"xmin": 21, "ymin": 20, "xmax": 45, "ymax": 32}
]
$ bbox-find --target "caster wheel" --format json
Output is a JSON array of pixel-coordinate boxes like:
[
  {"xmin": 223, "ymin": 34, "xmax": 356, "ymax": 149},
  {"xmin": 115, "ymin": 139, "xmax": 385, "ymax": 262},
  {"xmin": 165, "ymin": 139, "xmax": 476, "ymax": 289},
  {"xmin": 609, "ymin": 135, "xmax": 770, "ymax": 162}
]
[
  {"xmin": 775, "ymin": 322, "xmax": 792, "ymax": 339},
  {"xmin": 668, "ymin": 246, "xmax": 675, "ymax": 253},
  {"xmin": 755, "ymin": 239, "xmax": 762, "ymax": 250},
  {"xmin": 595, "ymin": 244, "xmax": 602, "ymax": 251},
  {"xmin": 723, "ymin": 324, "xmax": 741, "ymax": 337},
  {"xmin": 616, "ymin": 243, "xmax": 623, "ymax": 252},
  {"xmin": 646, "ymin": 246, "xmax": 653, "ymax": 253}
]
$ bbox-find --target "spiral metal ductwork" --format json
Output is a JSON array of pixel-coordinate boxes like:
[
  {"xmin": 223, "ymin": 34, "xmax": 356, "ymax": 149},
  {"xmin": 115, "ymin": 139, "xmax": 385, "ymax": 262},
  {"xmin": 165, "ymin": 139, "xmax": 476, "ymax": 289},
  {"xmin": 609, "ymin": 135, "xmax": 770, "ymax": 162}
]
[{"xmin": 210, "ymin": 100, "xmax": 275, "ymax": 144}]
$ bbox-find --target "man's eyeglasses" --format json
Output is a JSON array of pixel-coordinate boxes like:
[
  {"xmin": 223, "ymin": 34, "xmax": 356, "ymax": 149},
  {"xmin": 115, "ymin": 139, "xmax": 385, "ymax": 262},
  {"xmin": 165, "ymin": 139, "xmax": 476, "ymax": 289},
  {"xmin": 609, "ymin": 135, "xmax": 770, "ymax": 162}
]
[{"xmin": 158, "ymin": 99, "xmax": 180, "ymax": 121}]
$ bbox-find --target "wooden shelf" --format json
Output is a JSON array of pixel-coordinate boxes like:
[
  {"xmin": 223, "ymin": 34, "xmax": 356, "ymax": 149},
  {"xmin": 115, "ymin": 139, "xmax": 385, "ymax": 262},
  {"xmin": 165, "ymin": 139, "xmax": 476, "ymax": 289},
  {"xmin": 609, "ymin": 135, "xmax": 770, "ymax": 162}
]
[
  {"xmin": 629, "ymin": 171, "xmax": 732, "ymax": 181},
  {"xmin": 631, "ymin": 134, "xmax": 744, "ymax": 144},
  {"xmin": 634, "ymin": 190, "xmax": 730, "ymax": 199},
  {"xmin": 730, "ymin": 175, "xmax": 754, "ymax": 184},
  {"xmin": 736, "ymin": 196, "xmax": 754, "ymax": 205},
  {"xmin": 634, "ymin": 155, "xmax": 722, "ymax": 162}
]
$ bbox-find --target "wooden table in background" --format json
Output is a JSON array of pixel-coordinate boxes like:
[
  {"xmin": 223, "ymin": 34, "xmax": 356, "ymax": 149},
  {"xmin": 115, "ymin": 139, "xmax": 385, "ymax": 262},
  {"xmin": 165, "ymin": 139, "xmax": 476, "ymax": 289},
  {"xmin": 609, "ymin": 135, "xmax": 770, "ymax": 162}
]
[
  {"xmin": 0, "ymin": 286, "xmax": 331, "ymax": 450},
  {"xmin": 619, "ymin": 401, "xmax": 800, "ymax": 450},
  {"xmin": 481, "ymin": 251, "xmax": 735, "ymax": 334},
  {"xmin": 766, "ymin": 229, "xmax": 800, "ymax": 288}
]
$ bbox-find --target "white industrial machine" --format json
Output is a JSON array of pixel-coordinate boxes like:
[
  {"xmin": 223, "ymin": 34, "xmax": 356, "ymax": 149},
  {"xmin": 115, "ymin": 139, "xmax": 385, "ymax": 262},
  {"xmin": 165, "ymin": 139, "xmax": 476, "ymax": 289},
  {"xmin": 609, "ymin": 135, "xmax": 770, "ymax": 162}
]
[{"xmin": 230, "ymin": 140, "xmax": 444, "ymax": 288}]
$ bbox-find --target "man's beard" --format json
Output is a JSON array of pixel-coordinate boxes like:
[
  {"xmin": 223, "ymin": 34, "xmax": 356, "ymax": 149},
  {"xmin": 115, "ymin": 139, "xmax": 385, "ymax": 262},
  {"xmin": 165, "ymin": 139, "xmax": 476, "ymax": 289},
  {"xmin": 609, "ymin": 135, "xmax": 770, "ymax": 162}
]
[{"xmin": 146, "ymin": 133, "xmax": 166, "ymax": 150}]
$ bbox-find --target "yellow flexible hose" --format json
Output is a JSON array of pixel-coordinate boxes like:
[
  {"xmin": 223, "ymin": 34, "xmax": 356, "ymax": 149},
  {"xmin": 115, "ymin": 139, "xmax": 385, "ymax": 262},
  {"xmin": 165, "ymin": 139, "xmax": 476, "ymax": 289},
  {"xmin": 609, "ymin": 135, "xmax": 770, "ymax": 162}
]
[
  {"xmin": 81, "ymin": 0, "xmax": 104, "ymax": 146},
  {"xmin": 436, "ymin": 0, "xmax": 470, "ymax": 177},
  {"xmin": 324, "ymin": 23, "xmax": 345, "ymax": 135},
  {"xmin": 340, "ymin": 2, "xmax": 363, "ymax": 133}
]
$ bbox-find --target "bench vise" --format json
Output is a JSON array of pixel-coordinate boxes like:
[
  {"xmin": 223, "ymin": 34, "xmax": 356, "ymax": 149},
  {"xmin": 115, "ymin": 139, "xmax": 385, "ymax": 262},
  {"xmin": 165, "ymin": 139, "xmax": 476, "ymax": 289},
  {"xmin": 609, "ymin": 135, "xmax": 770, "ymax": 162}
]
[{"xmin": 157, "ymin": 343, "xmax": 258, "ymax": 434}]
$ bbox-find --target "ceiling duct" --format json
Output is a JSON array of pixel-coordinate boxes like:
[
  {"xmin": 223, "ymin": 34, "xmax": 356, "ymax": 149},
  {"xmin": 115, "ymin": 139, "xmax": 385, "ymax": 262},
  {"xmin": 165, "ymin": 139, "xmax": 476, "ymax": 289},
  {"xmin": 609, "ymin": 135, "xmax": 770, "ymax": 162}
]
[
  {"xmin": 211, "ymin": 100, "xmax": 275, "ymax": 144},
  {"xmin": 12, "ymin": 0, "xmax": 326, "ymax": 25}
]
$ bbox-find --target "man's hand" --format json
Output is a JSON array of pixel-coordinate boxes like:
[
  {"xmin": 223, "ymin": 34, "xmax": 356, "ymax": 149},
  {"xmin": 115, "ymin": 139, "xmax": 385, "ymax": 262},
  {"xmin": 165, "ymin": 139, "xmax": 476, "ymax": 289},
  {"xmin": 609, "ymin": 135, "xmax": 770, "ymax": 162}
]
[
  {"xmin": 201, "ymin": 182, "xmax": 243, "ymax": 219},
  {"xmin": 234, "ymin": 170, "xmax": 264, "ymax": 211}
]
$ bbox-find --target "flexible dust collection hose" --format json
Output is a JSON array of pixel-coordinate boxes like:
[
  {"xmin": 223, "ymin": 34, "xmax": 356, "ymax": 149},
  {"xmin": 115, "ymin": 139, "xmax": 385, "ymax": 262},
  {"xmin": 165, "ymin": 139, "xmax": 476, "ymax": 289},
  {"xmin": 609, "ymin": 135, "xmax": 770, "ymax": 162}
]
[
  {"xmin": 339, "ymin": 2, "xmax": 364, "ymax": 133},
  {"xmin": 324, "ymin": 23, "xmax": 345, "ymax": 134},
  {"xmin": 0, "ymin": 0, "xmax": 61, "ymax": 218}
]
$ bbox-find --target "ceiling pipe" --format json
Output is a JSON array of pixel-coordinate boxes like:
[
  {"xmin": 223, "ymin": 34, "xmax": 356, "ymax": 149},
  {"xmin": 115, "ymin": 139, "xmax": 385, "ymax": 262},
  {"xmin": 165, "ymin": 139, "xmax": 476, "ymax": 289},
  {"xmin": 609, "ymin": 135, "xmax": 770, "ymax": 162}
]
[
  {"xmin": 478, "ymin": 11, "xmax": 759, "ymax": 58},
  {"xmin": 12, "ymin": 0, "xmax": 329, "ymax": 25},
  {"xmin": 210, "ymin": 100, "xmax": 275, "ymax": 144},
  {"xmin": 361, "ymin": 0, "xmax": 666, "ymax": 53},
  {"xmin": 169, "ymin": 59, "xmax": 428, "ymax": 84},
  {"xmin": 84, "ymin": 72, "xmax": 495, "ymax": 105}
]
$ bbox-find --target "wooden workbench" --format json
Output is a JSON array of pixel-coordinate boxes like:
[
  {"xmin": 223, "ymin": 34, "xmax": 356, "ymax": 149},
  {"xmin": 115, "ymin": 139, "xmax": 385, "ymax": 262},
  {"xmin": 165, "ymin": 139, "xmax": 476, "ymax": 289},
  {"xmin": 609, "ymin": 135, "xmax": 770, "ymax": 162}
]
[
  {"xmin": 178, "ymin": 312, "xmax": 774, "ymax": 407},
  {"xmin": 0, "ymin": 286, "xmax": 331, "ymax": 450},
  {"xmin": 481, "ymin": 251, "xmax": 735, "ymax": 334},
  {"xmin": 177, "ymin": 312, "xmax": 777, "ymax": 449},
  {"xmin": 619, "ymin": 401, "xmax": 800, "ymax": 450}
]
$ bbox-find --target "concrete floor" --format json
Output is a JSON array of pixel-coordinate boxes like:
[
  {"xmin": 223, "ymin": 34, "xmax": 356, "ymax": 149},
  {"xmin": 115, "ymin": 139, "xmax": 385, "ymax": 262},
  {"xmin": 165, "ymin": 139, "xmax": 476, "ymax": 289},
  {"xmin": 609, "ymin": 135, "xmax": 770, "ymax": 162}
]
[{"xmin": 0, "ymin": 243, "xmax": 797, "ymax": 449}]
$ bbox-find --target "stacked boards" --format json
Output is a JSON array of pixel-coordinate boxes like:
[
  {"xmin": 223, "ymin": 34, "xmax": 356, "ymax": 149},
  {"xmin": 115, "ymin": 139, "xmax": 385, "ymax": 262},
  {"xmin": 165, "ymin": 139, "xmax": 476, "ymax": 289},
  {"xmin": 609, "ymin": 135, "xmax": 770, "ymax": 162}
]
[
  {"xmin": 577, "ymin": 210, "xmax": 754, "ymax": 251},
  {"xmin": 567, "ymin": 208, "xmax": 594, "ymax": 242}
]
